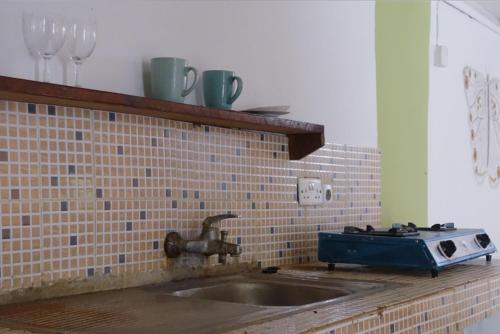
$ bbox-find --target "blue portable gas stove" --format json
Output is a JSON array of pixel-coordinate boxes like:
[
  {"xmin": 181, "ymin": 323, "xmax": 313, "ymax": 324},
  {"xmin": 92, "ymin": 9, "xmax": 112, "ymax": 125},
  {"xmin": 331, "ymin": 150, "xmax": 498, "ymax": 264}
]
[{"xmin": 318, "ymin": 223, "xmax": 496, "ymax": 277}]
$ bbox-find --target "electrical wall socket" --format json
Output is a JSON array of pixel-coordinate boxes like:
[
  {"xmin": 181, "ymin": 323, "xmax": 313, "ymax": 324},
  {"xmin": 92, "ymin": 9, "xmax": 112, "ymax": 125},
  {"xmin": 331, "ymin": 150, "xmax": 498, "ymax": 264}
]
[
  {"xmin": 323, "ymin": 184, "xmax": 333, "ymax": 203},
  {"xmin": 297, "ymin": 178, "xmax": 323, "ymax": 206}
]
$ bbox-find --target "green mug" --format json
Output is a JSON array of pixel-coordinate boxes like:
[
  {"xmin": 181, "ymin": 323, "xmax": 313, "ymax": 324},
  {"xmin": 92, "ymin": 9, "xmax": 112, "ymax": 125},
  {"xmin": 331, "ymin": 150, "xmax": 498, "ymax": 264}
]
[
  {"xmin": 150, "ymin": 57, "xmax": 197, "ymax": 103},
  {"xmin": 203, "ymin": 70, "xmax": 243, "ymax": 110}
]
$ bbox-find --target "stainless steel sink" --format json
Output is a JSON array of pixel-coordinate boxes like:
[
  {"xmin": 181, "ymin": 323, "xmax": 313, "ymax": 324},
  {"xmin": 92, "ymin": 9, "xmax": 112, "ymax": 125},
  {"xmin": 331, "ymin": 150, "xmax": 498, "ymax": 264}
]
[
  {"xmin": 167, "ymin": 273, "xmax": 396, "ymax": 309},
  {"xmin": 0, "ymin": 272, "xmax": 401, "ymax": 334},
  {"xmin": 172, "ymin": 281, "xmax": 349, "ymax": 306}
]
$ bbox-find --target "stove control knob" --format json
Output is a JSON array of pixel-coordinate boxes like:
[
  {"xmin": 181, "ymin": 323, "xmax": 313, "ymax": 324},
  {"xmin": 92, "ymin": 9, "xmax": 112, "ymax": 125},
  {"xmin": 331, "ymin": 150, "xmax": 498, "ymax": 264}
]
[
  {"xmin": 475, "ymin": 233, "xmax": 491, "ymax": 249},
  {"xmin": 438, "ymin": 240, "xmax": 457, "ymax": 258}
]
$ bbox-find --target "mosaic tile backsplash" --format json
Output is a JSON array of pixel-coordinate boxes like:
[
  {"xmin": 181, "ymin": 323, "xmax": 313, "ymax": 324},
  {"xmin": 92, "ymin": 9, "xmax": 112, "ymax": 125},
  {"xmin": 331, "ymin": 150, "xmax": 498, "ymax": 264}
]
[{"xmin": 0, "ymin": 100, "xmax": 381, "ymax": 292}]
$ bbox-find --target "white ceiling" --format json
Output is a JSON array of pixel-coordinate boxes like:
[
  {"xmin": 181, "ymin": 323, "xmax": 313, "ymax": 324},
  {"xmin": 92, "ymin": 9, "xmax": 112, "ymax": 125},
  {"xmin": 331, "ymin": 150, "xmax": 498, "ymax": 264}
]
[{"xmin": 470, "ymin": 1, "xmax": 500, "ymax": 25}]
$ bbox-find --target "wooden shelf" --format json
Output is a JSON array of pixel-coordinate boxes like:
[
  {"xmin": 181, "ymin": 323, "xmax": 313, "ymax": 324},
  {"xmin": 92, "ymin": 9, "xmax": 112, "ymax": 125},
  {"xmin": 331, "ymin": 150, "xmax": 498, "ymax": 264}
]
[{"xmin": 0, "ymin": 76, "xmax": 324, "ymax": 159}]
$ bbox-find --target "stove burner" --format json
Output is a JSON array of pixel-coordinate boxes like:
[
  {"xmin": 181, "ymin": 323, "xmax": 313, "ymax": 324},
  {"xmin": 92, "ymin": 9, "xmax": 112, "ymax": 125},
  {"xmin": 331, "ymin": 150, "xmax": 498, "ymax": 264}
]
[
  {"xmin": 418, "ymin": 222, "xmax": 456, "ymax": 232},
  {"xmin": 389, "ymin": 223, "xmax": 418, "ymax": 234},
  {"xmin": 343, "ymin": 225, "xmax": 375, "ymax": 234},
  {"xmin": 343, "ymin": 223, "xmax": 420, "ymax": 237}
]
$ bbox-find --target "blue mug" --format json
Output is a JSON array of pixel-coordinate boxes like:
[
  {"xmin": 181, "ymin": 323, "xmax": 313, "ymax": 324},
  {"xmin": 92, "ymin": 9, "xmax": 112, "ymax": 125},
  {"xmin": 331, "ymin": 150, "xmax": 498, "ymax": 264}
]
[
  {"xmin": 151, "ymin": 57, "xmax": 197, "ymax": 103},
  {"xmin": 203, "ymin": 70, "xmax": 243, "ymax": 110}
]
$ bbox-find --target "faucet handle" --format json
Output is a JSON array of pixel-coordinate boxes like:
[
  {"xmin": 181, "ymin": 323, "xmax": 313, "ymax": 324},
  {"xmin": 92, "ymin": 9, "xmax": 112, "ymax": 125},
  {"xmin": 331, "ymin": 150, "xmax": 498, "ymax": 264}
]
[{"xmin": 202, "ymin": 213, "xmax": 238, "ymax": 229}]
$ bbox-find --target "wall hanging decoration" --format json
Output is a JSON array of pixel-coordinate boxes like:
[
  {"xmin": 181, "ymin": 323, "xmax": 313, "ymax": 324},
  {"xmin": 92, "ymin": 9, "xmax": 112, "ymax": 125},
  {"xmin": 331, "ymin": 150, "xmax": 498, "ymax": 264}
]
[{"xmin": 463, "ymin": 66, "xmax": 500, "ymax": 183}]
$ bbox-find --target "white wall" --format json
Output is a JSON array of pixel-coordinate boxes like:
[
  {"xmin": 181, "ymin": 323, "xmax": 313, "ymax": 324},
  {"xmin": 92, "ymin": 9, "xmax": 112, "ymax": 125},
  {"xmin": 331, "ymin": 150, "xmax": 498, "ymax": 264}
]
[
  {"xmin": 0, "ymin": 0, "xmax": 377, "ymax": 146},
  {"xmin": 428, "ymin": 1, "xmax": 500, "ymax": 243}
]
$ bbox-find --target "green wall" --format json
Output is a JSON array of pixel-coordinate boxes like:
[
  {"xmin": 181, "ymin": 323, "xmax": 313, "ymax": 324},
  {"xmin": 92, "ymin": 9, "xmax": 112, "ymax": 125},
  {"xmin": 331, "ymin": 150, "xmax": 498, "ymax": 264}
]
[{"xmin": 375, "ymin": 0, "xmax": 430, "ymax": 227}]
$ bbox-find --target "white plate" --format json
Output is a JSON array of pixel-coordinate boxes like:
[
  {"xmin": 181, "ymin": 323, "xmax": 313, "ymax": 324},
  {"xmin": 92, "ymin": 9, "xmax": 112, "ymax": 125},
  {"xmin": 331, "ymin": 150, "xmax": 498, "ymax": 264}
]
[
  {"xmin": 242, "ymin": 105, "xmax": 290, "ymax": 117},
  {"xmin": 244, "ymin": 105, "xmax": 290, "ymax": 112}
]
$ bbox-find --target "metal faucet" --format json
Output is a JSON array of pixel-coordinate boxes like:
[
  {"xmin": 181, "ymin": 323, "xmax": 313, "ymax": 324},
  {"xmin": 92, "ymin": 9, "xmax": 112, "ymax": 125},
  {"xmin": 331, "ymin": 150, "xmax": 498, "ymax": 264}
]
[{"xmin": 164, "ymin": 214, "xmax": 241, "ymax": 264}]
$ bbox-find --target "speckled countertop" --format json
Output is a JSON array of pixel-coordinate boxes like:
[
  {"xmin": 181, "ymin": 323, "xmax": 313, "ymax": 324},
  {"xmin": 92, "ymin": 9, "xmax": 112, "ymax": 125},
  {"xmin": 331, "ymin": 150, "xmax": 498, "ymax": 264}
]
[
  {"xmin": 230, "ymin": 260, "xmax": 500, "ymax": 333},
  {"xmin": 0, "ymin": 260, "xmax": 499, "ymax": 334}
]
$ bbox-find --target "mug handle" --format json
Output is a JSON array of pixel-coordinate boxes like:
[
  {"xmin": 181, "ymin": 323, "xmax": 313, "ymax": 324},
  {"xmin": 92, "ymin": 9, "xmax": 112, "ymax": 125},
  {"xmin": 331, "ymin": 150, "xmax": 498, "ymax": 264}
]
[
  {"xmin": 228, "ymin": 76, "xmax": 243, "ymax": 105},
  {"xmin": 182, "ymin": 66, "xmax": 198, "ymax": 97}
]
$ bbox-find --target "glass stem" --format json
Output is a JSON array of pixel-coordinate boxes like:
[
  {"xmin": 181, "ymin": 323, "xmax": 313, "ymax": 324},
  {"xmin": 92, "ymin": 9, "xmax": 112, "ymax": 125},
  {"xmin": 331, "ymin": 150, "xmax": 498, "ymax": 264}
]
[
  {"xmin": 74, "ymin": 62, "xmax": 82, "ymax": 87},
  {"xmin": 43, "ymin": 57, "xmax": 50, "ymax": 83},
  {"xmin": 34, "ymin": 57, "xmax": 40, "ymax": 81}
]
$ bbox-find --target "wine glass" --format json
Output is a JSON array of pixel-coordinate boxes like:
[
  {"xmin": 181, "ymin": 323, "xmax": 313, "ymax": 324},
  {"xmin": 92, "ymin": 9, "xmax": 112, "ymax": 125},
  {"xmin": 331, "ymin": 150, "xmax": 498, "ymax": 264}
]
[
  {"xmin": 22, "ymin": 11, "xmax": 45, "ymax": 79},
  {"xmin": 37, "ymin": 13, "xmax": 66, "ymax": 83},
  {"xmin": 66, "ymin": 17, "xmax": 96, "ymax": 87}
]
